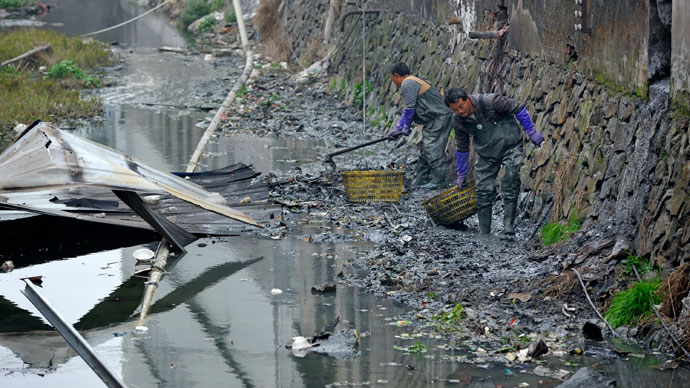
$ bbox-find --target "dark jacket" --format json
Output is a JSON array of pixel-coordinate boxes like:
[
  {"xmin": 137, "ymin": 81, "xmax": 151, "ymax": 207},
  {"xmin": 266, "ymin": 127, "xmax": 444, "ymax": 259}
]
[{"xmin": 454, "ymin": 93, "xmax": 524, "ymax": 157}]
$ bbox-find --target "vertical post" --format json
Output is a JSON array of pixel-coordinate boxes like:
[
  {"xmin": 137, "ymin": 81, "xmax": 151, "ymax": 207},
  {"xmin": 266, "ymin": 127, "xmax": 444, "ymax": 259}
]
[
  {"xmin": 323, "ymin": 0, "xmax": 336, "ymax": 45},
  {"xmin": 361, "ymin": 3, "xmax": 366, "ymax": 132},
  {"xmin": 232, "ymin": 0, "xmax": 249, "ymax": 51}
]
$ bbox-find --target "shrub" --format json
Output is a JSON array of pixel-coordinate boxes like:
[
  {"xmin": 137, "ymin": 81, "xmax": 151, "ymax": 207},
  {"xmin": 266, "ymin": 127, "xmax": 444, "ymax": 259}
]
[
  {"xmin": 197, "ymin": 16, "xmax": 216, "ymax": 34},
  {"xmin": 211, "ymin": 0, "xmax": 225, "ymax": 11},
  {"xmin": 352, "ymin": 80, "xmax": 372, "ymax": 109},
  {"xmin": 224, "ymin": 10, "xmax": 236, "ymax": 24},
  {"xmin": 47, "ymin": 60, "xmax": 100, "ymax": 86},
  {"xmin": 181, "ymin": 0, "xmax": 212, "ymax": 28},
  {"xmin": 604, "ymin": 278, "xmax": 661, "ymax": 329}
]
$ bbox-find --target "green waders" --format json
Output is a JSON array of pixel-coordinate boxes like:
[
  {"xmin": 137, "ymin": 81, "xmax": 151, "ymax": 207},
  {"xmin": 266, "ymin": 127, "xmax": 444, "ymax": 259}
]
[
  {"xmin": 411, "ymin": 87, "xmax": 453, "ymax": 189},
  {"xmin": 470, "ymin": 99, "xmax": 523, "ymax": 234}
]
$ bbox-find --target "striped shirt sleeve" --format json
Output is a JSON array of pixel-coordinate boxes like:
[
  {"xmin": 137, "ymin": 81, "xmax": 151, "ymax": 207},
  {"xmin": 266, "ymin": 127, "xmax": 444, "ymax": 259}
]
[{"xmin": 400, "ymin": 79, "xmax": 421, "ymax": 109}]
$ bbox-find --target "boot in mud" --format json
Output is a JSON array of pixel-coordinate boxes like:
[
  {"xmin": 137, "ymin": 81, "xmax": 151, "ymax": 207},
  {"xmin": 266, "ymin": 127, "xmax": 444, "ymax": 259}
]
[
  {"xmin": 419, "ymin": 166, "xmax": 446, "ymax": 190},
  {"xmin": 503, "ymin": 201, "xmax": 517, "ymax": 236},
  {"xmin": 477, "ymin": 207, "xmax": 492, "ymax": 235},
  {"xmin": 412, "ymin": 163, "xmax": 431, "ymax": 187}
]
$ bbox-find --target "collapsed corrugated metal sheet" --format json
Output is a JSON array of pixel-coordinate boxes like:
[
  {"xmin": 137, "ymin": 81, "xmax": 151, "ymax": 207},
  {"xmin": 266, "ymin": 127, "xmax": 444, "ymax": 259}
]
[{"xmin": 0, "ymin": 122, "xmax": 259, "ymax": 227}]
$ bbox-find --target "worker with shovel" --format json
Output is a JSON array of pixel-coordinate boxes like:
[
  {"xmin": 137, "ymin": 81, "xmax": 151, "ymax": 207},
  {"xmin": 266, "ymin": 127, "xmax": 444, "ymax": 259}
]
[
  {"xmin": 444, "ymin": 87, "xmax": 544, "ymax": 236},
  {"xmin": 387, "ymin": 62, "xmax": 453, "ymax": 190}
]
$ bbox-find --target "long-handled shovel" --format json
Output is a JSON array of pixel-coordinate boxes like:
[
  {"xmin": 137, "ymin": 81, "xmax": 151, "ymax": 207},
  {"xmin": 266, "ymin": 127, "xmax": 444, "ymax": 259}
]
[{"xmin": 324, "ymin": 136, "xmax": 388, "ymax": 167}]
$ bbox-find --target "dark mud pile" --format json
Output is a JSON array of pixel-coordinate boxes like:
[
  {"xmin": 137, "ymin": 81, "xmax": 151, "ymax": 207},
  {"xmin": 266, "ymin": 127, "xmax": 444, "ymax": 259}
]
[{"xmin": 210, "ymin": 67, "xmax": 689, "ymax": 369}]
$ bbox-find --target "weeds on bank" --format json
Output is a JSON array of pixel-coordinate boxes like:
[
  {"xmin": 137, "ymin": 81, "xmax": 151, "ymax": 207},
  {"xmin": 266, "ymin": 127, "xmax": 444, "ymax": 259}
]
[
  {"xmin": 604, "ymin": 277, "xmax": 661, "ymax": 329},
  {"xmin": 0, "ymin": 28, "xmax": 112, "ymax": 68},
  {"xmin": 198, "ymin": 16, "xmax": 216, "ymax": 34},
  {"xmin": 224, "ymin": 11, "xmax": 236, "ymax": 24},
  {"xmin": 181, "ymin": 0, "xmax": 213, "ymax": 29},
  {"xmin": 394, "ymin": 341, "xmax": 428, "ymax": 353},
  {"xmin": 352, "ymin": 80, "xmax": 372, "ymax": 109},
  {"xmin": 540, "ymin": 213, "xmax": 581, "ymax": 246},
  {"xmin": 0, "ymin": 0, "xmax": 33, "ymax": 9},
  {"xmin": 431, "ymin": 303, "xmax": 464, "ymax": 333},
  {"xmin": 622, "ymin": 254, "xmax": 653, "ymax": 276},
  {"xmin": 47, "ymin": 60, "xmax": 100, "ymax": 86},
  {"xmin": 0, "ymin": 29, "xmax": 111, "ymax": 141},
  {"xmin": 236, "ymin": 85, "xmax": 248, "ymax": 98}
]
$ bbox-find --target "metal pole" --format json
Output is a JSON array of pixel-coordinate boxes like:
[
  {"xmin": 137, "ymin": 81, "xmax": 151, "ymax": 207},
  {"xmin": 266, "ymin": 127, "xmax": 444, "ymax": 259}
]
[
  {"xmin": 232, "ymin": 0, "xmax": 249, "ymax": 51},
  {"xmin": 138, "ymin": 241, "xmax": 170, "ymax": 323},
  {"xmin": 21, "ymin": 279, "xmax": 126, "ymax": 388},
  {"xmin": 361, "ymin": 3, "xmax": 366, "ymax": 133}
]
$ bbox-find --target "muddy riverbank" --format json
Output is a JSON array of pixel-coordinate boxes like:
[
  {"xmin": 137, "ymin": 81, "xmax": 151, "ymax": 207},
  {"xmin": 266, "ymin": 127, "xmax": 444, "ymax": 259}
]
[
  {"xmin": 204, "ymin": 62, "xmax": 690, "ymax": 384},
  {"xmin": 1, "ymin": 0, "xmax": 688, "ymax": 385}
]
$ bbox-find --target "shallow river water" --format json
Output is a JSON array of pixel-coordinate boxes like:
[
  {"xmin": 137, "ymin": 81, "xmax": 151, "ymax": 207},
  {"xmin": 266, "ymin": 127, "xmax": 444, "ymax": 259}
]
[{"xmin": 1, "ymin": 1, "xmax": 689, "ymax": 387}]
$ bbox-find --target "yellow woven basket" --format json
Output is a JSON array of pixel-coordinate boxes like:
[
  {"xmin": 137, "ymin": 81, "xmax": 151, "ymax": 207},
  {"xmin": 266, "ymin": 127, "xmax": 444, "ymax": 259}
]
[
  {"xmin": 341, "ymin": 170, "xmax": 404, "ymax": 203},
  {"xmin": 421, "ymin": 184, "xmax": 478, "ymax": 225}
]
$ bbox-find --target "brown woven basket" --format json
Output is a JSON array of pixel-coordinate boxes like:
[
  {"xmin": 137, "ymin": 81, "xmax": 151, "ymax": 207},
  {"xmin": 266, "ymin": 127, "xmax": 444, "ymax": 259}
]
[
  {"xmin": 341, "ymin": 170, "xmax": 404, "ymax": 203},
  {"xmin": 421, "ymin": 184, "xmax": 477, "ymax": 225}
]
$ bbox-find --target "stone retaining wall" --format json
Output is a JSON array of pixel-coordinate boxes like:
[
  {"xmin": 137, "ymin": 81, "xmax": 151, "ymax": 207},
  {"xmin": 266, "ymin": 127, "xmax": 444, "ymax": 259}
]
[{"xmin": 281, "ymin": 0, "xmax": 689, "ymax": 267}]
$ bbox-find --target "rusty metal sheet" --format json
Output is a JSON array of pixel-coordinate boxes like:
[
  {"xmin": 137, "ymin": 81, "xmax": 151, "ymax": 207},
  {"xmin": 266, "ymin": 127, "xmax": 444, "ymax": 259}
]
[{"xmin": 0, "ymin": 122, "xmax": 259, "ymax": 227}]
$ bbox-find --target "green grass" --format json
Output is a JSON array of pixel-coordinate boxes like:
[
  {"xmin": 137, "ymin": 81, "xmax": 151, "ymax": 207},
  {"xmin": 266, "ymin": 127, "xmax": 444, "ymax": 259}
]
[
  {"xmin": 197, "ymin": 16, "xmax": 216, "ymax": 34},
  {"xmin": 540, "ymin": 212, "xmax": 581, "ymax": 246},
  {"xmin": 0, "ymin": 29, "xmax": 112, "ymax": 148},
  {"xmin": 211, "ymin": 0, "xmax": 225, "ymax": 11},
  {"xmin": 622, "ymin": 254, "xmax": 653, "ymax": 276},
  {"xmin": 236, "ymin": 85, "xmax": 247, "ymax": 98},
  {"xmin": 224, "ymin": 10, "xmax": 236, "ymax": 24},
  {"xmin": 594, "ymin": 72, "xmax": 648, "ymax": 99},
  {"xmin": 394, "ymin": 341, "xmax": 427, "ymax": 353},
  {"xmin": 0, "ymin": 28, "xmax": 112, "ymax": 69},
  {"xmin": 0, "ymin": 0, "xmax": 34, "ymax": 9},
  {"xmin": 352, "ymin": 80, "xmax": 372, "ymax": 109},
  {"xmin": 604, "ymin": 278, "xmax": 661, "ymax": 329},
  {"xmin": 0, "ymin": 74, "xmax": 102, "ymax": 146},
  {"xmin": 433, "ymin": 303, "xmax": 463, "ymax": 325},
  {"xmin": 47, "ymin": 59, "xmax": 100, "ymax": 86}
]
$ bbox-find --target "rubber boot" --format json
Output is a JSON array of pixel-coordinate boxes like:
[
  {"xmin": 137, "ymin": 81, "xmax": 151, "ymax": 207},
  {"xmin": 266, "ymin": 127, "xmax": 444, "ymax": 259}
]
[
  {"xmin": 477, "ymin": 207, "xmax": 492, "ymax": 235},
  {"xmin": 419, "ymin": 166, "xmax": 446, "ymax": 190},
  {"xmin": 503, "ymin": 201, "xmax": 517, "ymax": 235},
  {"xmin": 412, "ymin": 163, "xmax": 431, "ymax": 187}
]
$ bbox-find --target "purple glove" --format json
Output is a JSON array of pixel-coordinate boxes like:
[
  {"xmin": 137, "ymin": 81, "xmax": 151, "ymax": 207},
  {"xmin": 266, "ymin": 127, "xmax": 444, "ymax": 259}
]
[
  {"xmin": 515, "ymin": 107, "xmax": 544, "ymax": 146},
  {"xmin": 456, "ymin": 151, "xmax": 469, "ymax": 187},
  {"xmin": 386, "ymin": 124, "xmax": 405, "ymax": 140},
  {"xmin": 397, "ymin": 108, "xmax": 416, "ymax": 135}
]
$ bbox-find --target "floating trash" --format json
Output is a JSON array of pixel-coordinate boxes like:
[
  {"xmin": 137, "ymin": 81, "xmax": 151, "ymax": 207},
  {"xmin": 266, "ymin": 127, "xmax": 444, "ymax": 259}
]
[
  {"xmin": 134, "ymin": 325, "xmax": 149, "ymax": 332},
  {"xmin": 291, "ymin": 336, "xmax": 312, "ymax": 351},
  {"xmin": 133, "ymin": 248, "xmax": 155, "ymax": 261},
  {"xmin": 271, "ymin": 288, "xmax": 283, "ymax": 295}
]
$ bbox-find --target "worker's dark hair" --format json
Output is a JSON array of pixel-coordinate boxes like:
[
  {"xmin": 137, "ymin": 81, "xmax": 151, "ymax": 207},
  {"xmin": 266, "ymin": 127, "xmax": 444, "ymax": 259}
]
[
  {"xmin": 444, "ymin": 87, "xmax": 469, "ymax": 106},
  {"xmin": 391, "ymin": 62, "xmax": 410, "ymax": 76}
]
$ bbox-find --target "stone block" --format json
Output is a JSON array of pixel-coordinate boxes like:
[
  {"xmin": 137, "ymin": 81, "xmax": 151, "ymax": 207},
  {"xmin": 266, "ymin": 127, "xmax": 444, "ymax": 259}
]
[{"xmin": 669, "ymin": 188, "xmax": 686, "ymax": 217}]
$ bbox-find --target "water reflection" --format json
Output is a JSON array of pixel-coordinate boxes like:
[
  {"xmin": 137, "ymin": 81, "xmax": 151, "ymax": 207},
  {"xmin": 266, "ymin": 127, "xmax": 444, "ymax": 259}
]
[
  {"xmin": 0, "ymin": 235, "xmax": 469, "ymax": 387},
  {"xmin": 203, "ymin": 133, "xmax": 325, "ymax": 175},
  {"xmin": 76, "ymin": 103, "xmax": 208, "ymax": 171},
  {"xmin": 41, "ymin": 0, "xmax": 185, "ymax": 47}
]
